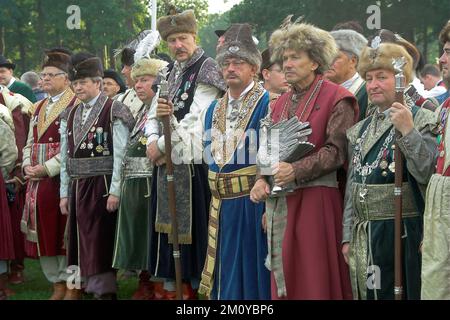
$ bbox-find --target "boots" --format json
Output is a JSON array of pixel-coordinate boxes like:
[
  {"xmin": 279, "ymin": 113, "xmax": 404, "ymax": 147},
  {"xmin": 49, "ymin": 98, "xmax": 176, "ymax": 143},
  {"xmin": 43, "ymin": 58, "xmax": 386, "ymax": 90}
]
[
  {"xmin": 152, "ymin": 281, "xmax": 167, "ymax": 300},
  {"xmin": 63, "ymin": 288, "xmax": 83, "ymax": 300},
  {"xmin": 131, "ymin": 271, "xmax": 154, "ymax": 300},
  {"xmin": 164, "ymin": 283, "xmax": 197, "ymax": 300},
  {"xmin": 8, "ymin": 261, "xmax": 24, "ymax": 285},
  {"xmin": 0, "ymin": 273, "xmax": 8, "ymax": 300},
  {"xmin": 49, "ymin": 282, "xmax": 67, "ymax": 300}
]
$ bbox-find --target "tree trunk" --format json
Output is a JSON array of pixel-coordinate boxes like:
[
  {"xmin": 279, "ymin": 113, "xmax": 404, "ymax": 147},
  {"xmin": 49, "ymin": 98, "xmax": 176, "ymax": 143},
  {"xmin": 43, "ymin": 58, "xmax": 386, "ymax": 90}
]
[
  {"xmin": 124, "ymin": 0, "xmax": 134, "ymax": 33},
  {"xmin": 36, "ymin": 0, "xmax": 45, "ymax": 48},
  {"xmin": 423, "ymin": 23, "xmax": 429, "ymax": 64},
  {"xmin": 0, "ymin": 26, "xmax": 4, "ymax": 55}
]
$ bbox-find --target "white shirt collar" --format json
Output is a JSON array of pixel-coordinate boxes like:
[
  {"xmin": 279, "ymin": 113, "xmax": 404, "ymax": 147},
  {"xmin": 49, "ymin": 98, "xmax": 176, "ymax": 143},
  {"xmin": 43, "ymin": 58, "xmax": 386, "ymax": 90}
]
[
  {"xmin": 85, "ymin": 93, "xmax": 101, "ymax": 108},
  {"xmin": 341, "ymin": 73, "xmax": 360, "ymax": 90},
  {"xmin": 228, "ymin": 81, "xmax": 255, "ymax": 103},
  {"xmin": 49, "ymin": 90, "xmax": 66, "ymax": 104},
  {"xmin": 7, "ymin": 77, "xmax": 15, "ymax": 88}
]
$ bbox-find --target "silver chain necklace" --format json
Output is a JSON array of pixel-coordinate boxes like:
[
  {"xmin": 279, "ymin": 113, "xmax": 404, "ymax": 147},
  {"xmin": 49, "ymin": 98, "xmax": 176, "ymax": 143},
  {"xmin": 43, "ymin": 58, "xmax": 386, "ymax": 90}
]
[{"xmin": 353, "ymin": 119, "xmax": 395, "ymax": 203}]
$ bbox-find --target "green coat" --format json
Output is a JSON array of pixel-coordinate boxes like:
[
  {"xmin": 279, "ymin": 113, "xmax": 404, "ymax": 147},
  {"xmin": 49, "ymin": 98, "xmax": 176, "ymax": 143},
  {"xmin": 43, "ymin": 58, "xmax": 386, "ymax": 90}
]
[
  {"xmin": 344, "ymin": 106, "xmax": 438, "ymax": 300},
  {"xmin": 112, "ymin": 113, "xmax": 153, "ymax": 271},
  {"xmin": 9, "ymin": 80, "xmax": 36, "ymax": 103}
]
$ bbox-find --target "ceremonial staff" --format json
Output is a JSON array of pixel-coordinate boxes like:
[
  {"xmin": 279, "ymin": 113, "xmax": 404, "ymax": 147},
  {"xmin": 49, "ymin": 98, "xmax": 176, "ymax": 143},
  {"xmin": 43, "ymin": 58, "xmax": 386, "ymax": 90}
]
[
  {"xmin": 393, "ymin": 57, "xmax": 406, "ymax": 300},
  {"xmin": 159, "ymin": 67, "xmax": 183, "ymax": 300}
]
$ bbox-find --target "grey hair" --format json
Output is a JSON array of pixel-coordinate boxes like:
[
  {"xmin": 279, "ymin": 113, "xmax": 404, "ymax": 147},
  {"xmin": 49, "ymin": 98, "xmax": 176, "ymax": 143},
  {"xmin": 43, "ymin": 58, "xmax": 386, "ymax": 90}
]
[{"xmin": 20, "ymin": 71, "xmax": 40, "ymax": 89}]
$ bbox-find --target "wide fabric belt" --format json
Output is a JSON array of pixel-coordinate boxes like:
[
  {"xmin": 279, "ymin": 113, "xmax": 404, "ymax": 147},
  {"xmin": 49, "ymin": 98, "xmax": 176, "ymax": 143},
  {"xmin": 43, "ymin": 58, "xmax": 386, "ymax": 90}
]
[
  {"xmin": 67, "ymin": 157, "xmax": 113, "ymax": 178},
  {"xmin": 353, "ymin": 182, "xmax": 420, "ymax": 221},
  {"xmin": 199, "ymin": 165, "xmax": 257, "ymax": 298},
  {"xmin": 123, "ymin": 156, "xmax": 153, "ymax": 178},
  {"xmin": 207, "ymin": 167, "xmax": 257, "ymax": 200},
  {"xmin": 349, "ymin": 182, "xmax": 420, "ymax": 300}
]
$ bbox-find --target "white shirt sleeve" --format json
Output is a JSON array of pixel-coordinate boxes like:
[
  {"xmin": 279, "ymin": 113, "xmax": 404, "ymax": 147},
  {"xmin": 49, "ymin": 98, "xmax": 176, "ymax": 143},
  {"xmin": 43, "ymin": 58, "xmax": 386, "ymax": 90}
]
[
  {"xmin": 156, "ymin": 83, "xmax": 221, "ymax": 153},
  {"xmin": 59, "ymin": 119, "xmax": 69, "ymax": 198},
  {"xmin": 109, "ymin": 119, "xmax": 130, "ymax": 198}
]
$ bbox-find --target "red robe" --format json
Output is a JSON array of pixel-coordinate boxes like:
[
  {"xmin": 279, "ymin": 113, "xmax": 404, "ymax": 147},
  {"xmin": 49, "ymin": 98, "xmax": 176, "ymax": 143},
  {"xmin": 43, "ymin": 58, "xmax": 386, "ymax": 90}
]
[
  {"xmin": 270, "ymin": 75, "xmax": 358, "ymax": 299},
  {"xmin": 0, "ymin": 173, "xmax": 15, "ymax": 260},
  {"xmin": 22, "ymin": 94, "xmax": 77, "ymax": 257},
  {"xmin": 0, "ymin": 94, "xmax": 30, "ymax": 261}
]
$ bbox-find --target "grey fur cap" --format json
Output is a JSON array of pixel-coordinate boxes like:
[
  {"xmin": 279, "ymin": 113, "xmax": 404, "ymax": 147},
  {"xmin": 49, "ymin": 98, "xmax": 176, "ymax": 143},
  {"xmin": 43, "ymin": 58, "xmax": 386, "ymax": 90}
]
[{"xmin": 330, "ymin": 29, "xmax": 368, "ymax": 58}]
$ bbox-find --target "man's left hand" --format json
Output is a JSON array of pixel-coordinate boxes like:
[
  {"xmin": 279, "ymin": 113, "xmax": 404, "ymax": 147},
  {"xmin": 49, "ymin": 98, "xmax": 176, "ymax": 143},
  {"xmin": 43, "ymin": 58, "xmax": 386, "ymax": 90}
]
[
  {"xmin": 390, "ymin": 102, "xmax": 414, "ymax": 137},
  {"xmin": 147, "ymin": 141, "xmax": 162, "ymax": 162},
  {"xmin": 106, "ymin": 195, "xmax": 120, "ymax": 213},
  {"xmin": 273, "ymin": 162, "xmax": 296, "ymax": 187}
]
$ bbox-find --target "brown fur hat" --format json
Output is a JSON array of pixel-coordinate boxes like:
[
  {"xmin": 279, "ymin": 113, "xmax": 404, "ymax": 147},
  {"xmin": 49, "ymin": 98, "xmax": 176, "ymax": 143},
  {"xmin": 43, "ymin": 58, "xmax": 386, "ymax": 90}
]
[
  {"xmin": 358, "ymin": 42, "xmax": 414, "ymax": 84},
  {"xmin": 69, "ymin": 52, "xmax": 104, "ymax": 81},
  {"xmin": 42, "ymin": 48, "xmax": 72, "ymax": 73},
  {"xmin": 269, "ymin": 23, "xmax": 338, "ymax": 74},
  {"xmin": 157, "ymin": 10, "xmax": 197, "ymax": 41}
]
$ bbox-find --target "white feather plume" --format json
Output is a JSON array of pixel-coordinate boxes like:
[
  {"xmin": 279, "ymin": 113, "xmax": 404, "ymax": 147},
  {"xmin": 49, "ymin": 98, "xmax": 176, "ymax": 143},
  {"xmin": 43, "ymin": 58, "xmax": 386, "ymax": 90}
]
[{"xmin": 134, "ymin": 30, "xmax": 161, "ymax": 62}]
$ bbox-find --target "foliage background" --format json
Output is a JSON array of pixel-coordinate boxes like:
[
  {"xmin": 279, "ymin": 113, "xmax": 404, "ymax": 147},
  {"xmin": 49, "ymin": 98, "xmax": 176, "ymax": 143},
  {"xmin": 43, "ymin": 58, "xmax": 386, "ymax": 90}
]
[{"xmin": 0, "ymin": 0, "xmax": 448, "ymax": 79}]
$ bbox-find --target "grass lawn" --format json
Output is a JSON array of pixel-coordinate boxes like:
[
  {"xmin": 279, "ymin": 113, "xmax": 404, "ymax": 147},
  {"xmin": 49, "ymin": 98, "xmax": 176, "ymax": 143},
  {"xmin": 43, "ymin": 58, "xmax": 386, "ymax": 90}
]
[{"xmin": 8, "ymin": 258, "xmax": 139, "ymax": 300}]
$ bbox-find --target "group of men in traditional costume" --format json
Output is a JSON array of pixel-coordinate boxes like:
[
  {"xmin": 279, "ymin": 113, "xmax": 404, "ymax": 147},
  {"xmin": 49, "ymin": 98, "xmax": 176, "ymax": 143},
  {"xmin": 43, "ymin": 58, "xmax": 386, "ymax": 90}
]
[{"xmin": 1, "ymin": 6, "xmax": 450, "ymax": 301}]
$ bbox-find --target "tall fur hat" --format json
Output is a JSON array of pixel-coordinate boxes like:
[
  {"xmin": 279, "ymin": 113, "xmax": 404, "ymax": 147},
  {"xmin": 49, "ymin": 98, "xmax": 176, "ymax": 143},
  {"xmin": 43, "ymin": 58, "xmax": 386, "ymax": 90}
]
[
  {"xmin": 358, "ymin": 42, "xmax": 414, "ymax": 84},
  {"xmin": 42, "ymin": 48, "xmax": 72, "ymax": 73},
  {"xmin": 216, "ymin": 24, "xmax": 262, "ymax": 68},
  {"xmin": 330, "ymin": 29, "xmax": 368, "ymax": 58},
  {"xmin": 69, "ymin": 52, "xmax": 104, "ymax": 81},
  {"xmin": 157, "ymin": 10, "xmax": 197, "ymax": 41},
  {"xmin": 131, "ymin": 57, "xmax": 168, "ymax": 80},
  {"xmin": 439, "ymin": 20, "xmax": 450, "ymax": 45},
  {"xmin": 269, "ymin": 23, "xmax": 338, "ymax": 74},
  {"xmin": 368, "ymin": 29, "xmax": 420, "ymax": 70}
]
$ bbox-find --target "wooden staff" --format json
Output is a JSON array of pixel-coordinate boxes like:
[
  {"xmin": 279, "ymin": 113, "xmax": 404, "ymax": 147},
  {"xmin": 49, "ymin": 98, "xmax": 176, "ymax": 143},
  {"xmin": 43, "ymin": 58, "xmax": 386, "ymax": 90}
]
[
  {"xmin": 393, "ymin": 57, "xmax": 406, "ymax": 300},
  {"xmin": 159, "ymin": 68, "xmax": 183, "ymax": 300}
]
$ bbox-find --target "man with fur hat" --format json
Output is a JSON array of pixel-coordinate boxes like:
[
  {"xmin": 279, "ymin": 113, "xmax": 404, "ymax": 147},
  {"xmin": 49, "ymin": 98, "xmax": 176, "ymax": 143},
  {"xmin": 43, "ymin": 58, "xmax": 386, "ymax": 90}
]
[
  {"xmin": 0, "ymin": 55, "xmax": 36, "ymax": 103},
  {"xmin": 145, "ymin": 9, "xmax": 226, "ymax": 299},
  {"xmin": 260, "ymin": 48, "xmax": 289, "ymax": 96},
  {"xmin": 21, "ymin": 48, "xmax": 79, "ymax": 300},
  {"xmin": 113, "ymin": 56, "xmax": 167, "ymax": 300},
  {"xmin": 0, "ymin": 72, "xmax": 33, "ymax": 286},
  {"xmin": 343, "ymin": 42, "xmax": 437, "ymax": 300},
  {"xmin": 421, "ymin": 20, "xmax": 450, "ymax": 300},
  {"xmin": 0, "ymin": 105, "xmax": 18, "ymax": 300},
  {"xmin": 115, "ymin": 44, "xmax": 146, "ymax": 119},
  {"xmin": 325, "ymin": 29, "xmax": 369, "ymax": 121},
  {"xmin": 367, "ymin": 30, "xmax": 439, "ymax": 113},
  {"xmin": 157, "ymin": 23, "xmax": 270, "ymax": 300},
  {"xmin": 59, "ymin": 52, "xmax": 135, "ymax": 300},
  {"xmin": 250, "ymin": 21, "xmax": 358, "ymax": 300}
]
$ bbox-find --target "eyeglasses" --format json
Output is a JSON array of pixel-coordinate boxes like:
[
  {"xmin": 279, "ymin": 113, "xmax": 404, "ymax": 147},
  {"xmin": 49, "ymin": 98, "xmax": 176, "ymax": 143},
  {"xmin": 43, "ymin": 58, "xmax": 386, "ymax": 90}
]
[{"xmin": 39, "ymin": 72, "xmax": 66, "ymax": 79}]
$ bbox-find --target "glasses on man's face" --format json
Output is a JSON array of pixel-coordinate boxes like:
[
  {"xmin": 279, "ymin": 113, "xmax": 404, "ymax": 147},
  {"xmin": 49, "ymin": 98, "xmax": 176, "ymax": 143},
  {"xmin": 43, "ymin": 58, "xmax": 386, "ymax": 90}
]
[{"xmin": 39, "ymin": 72, "xmax": 66, "ymax": 79}]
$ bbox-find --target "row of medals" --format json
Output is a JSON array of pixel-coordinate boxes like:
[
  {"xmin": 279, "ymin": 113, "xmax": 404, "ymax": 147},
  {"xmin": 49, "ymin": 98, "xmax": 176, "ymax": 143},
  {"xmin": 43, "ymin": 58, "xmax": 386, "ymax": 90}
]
[
  {"xmin": 356, "ymin": 137, "xmax": 397, "ymax": 178},
  {"xmin": 80, "ymin": 126, "xmax": 110, "ymax": 156}
]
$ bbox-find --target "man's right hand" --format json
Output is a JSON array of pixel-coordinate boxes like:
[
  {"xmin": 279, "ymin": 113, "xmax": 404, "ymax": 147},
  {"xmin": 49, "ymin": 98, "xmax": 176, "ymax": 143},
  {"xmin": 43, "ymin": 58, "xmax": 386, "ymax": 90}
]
[
  {"xmin": 60, "ymin": 198, "xmax": 69, "ymax": 216},
  {"xmin": 24, "ymin": 165, "xmax": 34, "ymax": 178},
  {"xmin": 250, "ymin": 178, "xmax": 271, "ymax": 204},
  {"xmin": 156, "ymin": 98, "xmax": 174, "ymax": 119},
  {"xmin": 342, "ymin": 243, "xmax": 350, "ymax": 265}
]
